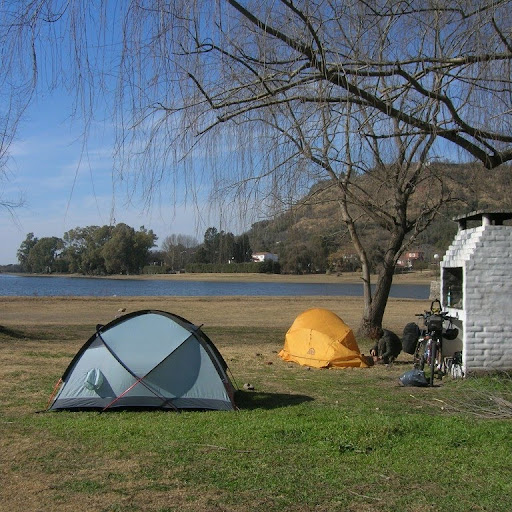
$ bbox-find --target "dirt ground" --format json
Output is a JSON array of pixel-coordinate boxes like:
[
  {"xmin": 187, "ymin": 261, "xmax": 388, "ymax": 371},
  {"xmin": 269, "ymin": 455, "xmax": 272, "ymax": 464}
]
[{"xmin": 0, "ymin": 295, "xmax": 430, "ymax": 333}]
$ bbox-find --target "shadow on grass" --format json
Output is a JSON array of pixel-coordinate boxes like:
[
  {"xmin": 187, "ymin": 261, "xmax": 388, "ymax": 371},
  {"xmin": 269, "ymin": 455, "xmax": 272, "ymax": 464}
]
[
  {"xmin": 0, "ymin": 325, "xmax": 27, "ymax": 340},
  {"xmin": 235, "ymin": 389, "xmax": 314, "ymax": 410},
  {"xmin": 390, "ymin": 360, "xmax": 415, "ymax": 366}
]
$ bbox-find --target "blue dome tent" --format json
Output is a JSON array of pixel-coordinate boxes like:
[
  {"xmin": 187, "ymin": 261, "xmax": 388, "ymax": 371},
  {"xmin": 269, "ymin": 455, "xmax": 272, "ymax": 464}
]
[{"xmin": 47, "ymin": 310, "xmax": 236, "ymax": 412}]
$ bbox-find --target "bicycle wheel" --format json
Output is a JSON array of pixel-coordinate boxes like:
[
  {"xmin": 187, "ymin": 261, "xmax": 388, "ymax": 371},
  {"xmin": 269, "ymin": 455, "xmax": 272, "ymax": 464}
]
[
  {"xmin": 414, "ymin": 338, "xmax": 427, "ymax": 370},
  {"xmin": 429, "ymin": 340, "xmax": 437, "ymax": 386}
]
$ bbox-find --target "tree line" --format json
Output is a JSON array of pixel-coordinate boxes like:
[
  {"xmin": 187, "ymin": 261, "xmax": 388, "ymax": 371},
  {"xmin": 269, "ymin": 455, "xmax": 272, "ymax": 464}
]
[
  {"xmin": 17, "ymin": 224, "xmax": 158, "ymax": 275},
  {"xmin": 14, "ymin": 159, "xmax": 511, "ymax": 277},
  {"xmin": 15, "ymin": 224, "xmax": 256, "ymax": 275},
  {"xmin": 7, "ymin": 210, "xmax": 463, "ymax": 277},
  {"xmin": 150, "ymin": 228, "xmax": 256, "ymax": 272}
]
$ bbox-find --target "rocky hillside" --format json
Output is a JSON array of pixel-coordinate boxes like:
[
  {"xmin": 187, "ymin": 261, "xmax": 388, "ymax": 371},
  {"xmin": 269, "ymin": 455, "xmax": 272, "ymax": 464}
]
[{"xmin": 246, "ymin": 163, "xmax": 512, "ymax": 273}]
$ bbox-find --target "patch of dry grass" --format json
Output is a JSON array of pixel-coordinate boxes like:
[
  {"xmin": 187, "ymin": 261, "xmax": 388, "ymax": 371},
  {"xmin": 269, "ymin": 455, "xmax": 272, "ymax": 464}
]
[{"xmin": 0, "ymin": 295, "xmax": 429, "ymax": 332}]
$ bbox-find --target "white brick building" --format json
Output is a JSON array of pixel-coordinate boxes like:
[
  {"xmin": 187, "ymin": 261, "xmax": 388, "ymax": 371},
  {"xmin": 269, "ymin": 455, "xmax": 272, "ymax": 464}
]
[
  {"xmin": 251, "ymin": 252, "xmax": 279, "ymax": 263},
  {"xmin": 441, "ymin": 210, "xmax": 512, "ymax": 373}
]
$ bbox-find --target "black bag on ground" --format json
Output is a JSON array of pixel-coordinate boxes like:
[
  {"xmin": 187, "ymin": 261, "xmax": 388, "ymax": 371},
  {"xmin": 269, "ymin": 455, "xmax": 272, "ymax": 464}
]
[
  {"xmin": 402, "ymin": 322, "xmax": 420, "ymax": 355},
  {"xmin": 399, "ymin": 368, "xmax": 429, "ymax": 387}
]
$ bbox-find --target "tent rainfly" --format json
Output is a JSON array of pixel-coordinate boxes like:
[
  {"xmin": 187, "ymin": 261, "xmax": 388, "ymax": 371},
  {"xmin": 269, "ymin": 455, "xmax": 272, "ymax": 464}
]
[
  {"xmin": 47, "ymin": 310, "xmax": 236, "ymax": 411},
  {"xmin": 279, "ymin": 308, "xmax": 369, "ymax": 368}
]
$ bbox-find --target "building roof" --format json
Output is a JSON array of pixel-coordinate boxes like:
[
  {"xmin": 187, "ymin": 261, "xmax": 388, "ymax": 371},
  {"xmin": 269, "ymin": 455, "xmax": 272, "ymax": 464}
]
[{"xmin": 453, "ymin": 210, "xmax": 512, "ymax": 223}]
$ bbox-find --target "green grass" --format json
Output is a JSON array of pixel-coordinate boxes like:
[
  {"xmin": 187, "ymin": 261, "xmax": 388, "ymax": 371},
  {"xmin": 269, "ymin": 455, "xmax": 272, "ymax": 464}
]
[
  {"xmin": 12, "ymin": 402, "xmax": 512, "ymax": 511},
  {"xmin": 2, "ymin": 324, "xmax": 512, "ymax": 511}
]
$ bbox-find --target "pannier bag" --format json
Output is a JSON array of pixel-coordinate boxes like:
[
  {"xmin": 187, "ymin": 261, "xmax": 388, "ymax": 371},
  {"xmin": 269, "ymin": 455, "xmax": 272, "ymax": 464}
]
[
  {"xmin": 402, "ymin": 322, "xmax": 420, "ymax": 355},
  {"xmin": 426, "ymin": 314, "xmax": 444, "ymax": 333}
]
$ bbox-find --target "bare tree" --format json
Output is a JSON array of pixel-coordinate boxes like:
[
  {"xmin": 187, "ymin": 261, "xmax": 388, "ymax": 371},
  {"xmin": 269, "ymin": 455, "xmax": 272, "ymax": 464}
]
[
  {"xmin": 3, "ymin": 0, "xmax": 512, "ymax": 332},
  {"xmin": 161, "ymin": 233, "xmax": 199, "ymax": 270},
  {"xmin": 291, "ymin": 93, "xmax": 453, "ymax": 333},
  {"xmin": 0, "ymin": 3, "xmax": 33, "ymax": 214}
]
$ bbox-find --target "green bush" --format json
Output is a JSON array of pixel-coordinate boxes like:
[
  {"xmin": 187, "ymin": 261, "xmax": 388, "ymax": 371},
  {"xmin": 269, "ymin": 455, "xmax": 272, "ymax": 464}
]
[
  {"xmin": 142, "ymin": 265, "xmax": 174, "ymax": 274},
  {"xmin": 185, "ymin": 262, "xmax": 281, "ymax": 274}
]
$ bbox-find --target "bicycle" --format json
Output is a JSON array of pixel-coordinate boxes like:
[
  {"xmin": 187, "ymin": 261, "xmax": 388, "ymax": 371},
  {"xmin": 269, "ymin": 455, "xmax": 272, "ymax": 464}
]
[{"xmin": 413, "ymin": 299, "xmax": 457, "ymax": 386}]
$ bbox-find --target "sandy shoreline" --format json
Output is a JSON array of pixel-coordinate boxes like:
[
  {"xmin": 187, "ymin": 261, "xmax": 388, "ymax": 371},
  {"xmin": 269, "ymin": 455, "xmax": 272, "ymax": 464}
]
[{"xmin": 6, "ymin": 270, "xmax": 437, "ymax": 285}]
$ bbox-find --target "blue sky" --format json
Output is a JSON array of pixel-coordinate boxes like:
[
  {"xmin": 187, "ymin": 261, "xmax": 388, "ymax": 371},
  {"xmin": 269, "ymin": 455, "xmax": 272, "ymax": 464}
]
[{"xmin": 0, "ymin": 93, "xmax": 242, "ymax": 265}]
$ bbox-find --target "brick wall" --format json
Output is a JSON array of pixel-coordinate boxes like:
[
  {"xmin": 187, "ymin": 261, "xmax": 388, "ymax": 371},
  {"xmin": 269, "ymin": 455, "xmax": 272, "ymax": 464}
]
[{"xmin": 442, "ymin": 225, "xmax": 512, "ymax": 372}]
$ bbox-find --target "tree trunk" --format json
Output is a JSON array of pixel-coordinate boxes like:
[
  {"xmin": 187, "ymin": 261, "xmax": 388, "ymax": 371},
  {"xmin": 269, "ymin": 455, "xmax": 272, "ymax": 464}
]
[
  {"xmin": 339, "ymin": 198, "xmax": 377, "ymax": 337},
  {"xmin": 358, "ymin": 264, "xmax": 396, "ymax": 338},
  {"xmin": 358, "ymin": 231, "xmax": 406, "ymax": 338}
]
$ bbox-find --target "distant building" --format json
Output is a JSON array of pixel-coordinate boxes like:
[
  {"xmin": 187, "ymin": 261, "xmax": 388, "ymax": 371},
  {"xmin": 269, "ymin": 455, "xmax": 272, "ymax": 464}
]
[
  {"xmin": 252, "ymin": 252, "xmax": 279, "ymax": 263},
  {"xmin": 397, "ymin": 250, "xmax": 425, "ymax": 269}
]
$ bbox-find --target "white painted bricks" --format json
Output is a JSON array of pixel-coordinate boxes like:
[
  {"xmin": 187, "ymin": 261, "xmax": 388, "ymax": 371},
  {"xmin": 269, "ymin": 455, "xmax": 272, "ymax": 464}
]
[{"xmin": 442, "ymin": 223, "xmax": 512, "ymax": 372}]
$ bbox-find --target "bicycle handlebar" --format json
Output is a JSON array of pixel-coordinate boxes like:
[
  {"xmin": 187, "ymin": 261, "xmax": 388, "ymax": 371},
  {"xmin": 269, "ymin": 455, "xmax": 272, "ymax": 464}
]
[{"xmin": 415, "ymin": 310, "xmax": 455, "ymax": 322}]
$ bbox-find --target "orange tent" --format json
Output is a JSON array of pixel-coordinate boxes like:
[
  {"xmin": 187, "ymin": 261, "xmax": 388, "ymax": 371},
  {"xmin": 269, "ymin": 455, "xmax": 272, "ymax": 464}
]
[{"xmin": 279, "ymin": 308, "xmax": 369, "ymax": 368}]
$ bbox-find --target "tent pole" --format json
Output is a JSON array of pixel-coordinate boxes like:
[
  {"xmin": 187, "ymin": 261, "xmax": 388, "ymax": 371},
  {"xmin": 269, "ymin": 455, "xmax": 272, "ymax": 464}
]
[
  {"xmin": 96, "ymin": 332, "xmax": 180, "ymax": 412},
  {"xmin": 45, "ymin": 378, "xmax": 62, "ymax": 409}
]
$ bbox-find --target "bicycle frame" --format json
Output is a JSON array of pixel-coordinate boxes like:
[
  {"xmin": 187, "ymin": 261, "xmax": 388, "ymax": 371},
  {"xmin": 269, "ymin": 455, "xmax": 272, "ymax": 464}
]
[{"xmin": 413, "ymin": 299, "xmax": 452, "ymax": 386}]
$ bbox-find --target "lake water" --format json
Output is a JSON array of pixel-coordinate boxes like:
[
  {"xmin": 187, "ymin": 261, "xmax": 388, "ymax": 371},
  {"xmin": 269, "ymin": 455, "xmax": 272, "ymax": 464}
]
[{"xmin": 0, "ymin": 274, "xmax": 429, "ymax": 299}]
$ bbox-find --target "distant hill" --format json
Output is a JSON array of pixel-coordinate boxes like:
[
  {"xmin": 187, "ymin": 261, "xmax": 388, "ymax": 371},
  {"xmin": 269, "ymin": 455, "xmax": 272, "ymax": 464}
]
[{"xmin": 246, "ymin": 163, "xmax": 512, "ymax": 273}]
